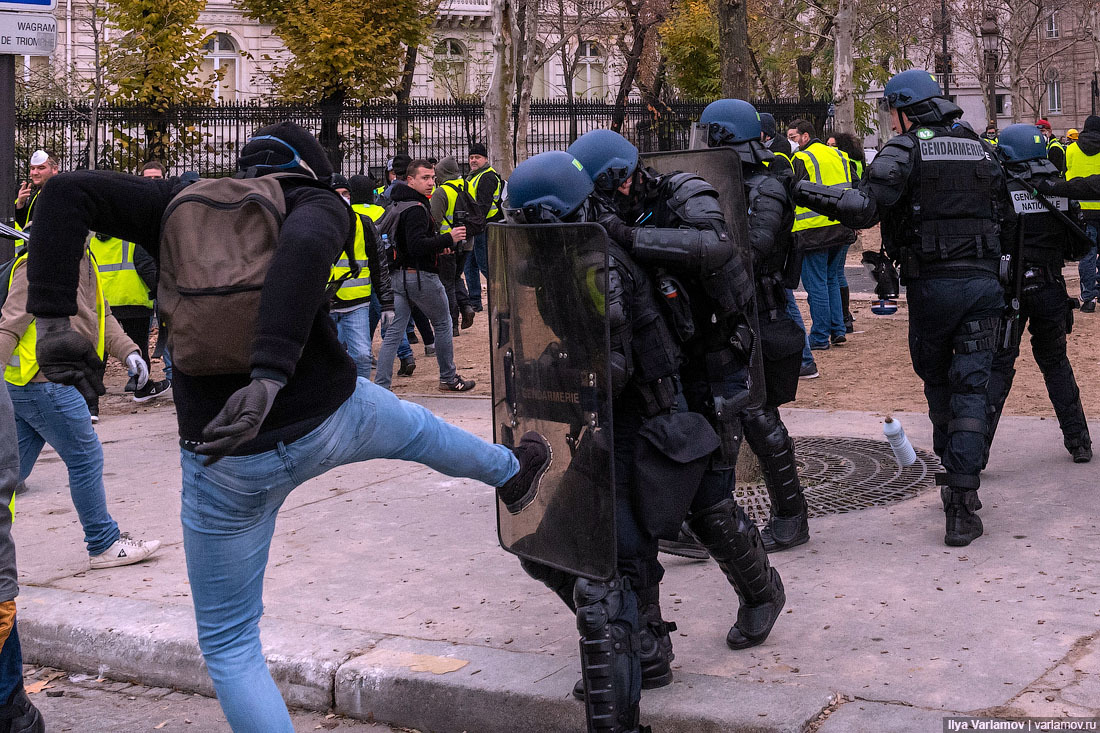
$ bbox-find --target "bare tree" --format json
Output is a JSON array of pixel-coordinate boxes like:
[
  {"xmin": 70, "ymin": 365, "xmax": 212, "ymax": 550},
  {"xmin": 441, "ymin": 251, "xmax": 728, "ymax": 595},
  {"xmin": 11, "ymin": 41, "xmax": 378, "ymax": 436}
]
[{"xmin": 716, "ymin": 0, "xmax": 751, "ymax": 97}]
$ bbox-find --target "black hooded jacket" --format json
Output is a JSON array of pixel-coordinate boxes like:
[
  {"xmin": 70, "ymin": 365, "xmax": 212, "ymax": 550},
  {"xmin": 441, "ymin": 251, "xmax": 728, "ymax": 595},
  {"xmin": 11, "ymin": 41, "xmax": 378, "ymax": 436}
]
[{"xmin": 388, "ymin": 181, "xmax": 453, "ymax": 274}]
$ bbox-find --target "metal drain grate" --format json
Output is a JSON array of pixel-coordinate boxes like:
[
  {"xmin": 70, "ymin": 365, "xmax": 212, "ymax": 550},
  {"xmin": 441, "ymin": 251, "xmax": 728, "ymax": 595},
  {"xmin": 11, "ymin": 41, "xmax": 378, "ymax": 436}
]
[{"xmin": 734, "ymin": 436, "xmax": 941, "ymax": 524}]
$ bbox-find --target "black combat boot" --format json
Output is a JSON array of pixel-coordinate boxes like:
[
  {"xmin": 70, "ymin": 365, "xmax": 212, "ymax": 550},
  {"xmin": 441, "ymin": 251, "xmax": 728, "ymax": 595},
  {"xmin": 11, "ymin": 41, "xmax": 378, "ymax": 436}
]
[
  {"xmin": 841, "ymin": 286, "xmax": 854, "ymax": 332},
  {"xmin": 657, "ymin": 522, "xmax": 709, "ymax": 560},
  {"xmin": 687, "ymin": 498, "xmax": 786, "ymax": 649},
  {"xmin": 758, "ymin": 434, "xmax": 809, "ymax": 552},
  {"xmin": 574, "ymin": 584, "xmax": 675, "ymax": 700},
  {"xmin": 0, "ymin": 687, "xmax": 44, "ymax": 733},
  {"xmin": 574, "ymin": 577, "xmax": 644, "ymax": 732},
  {"xmin": 942, "ymin": 487, "xmax": 983, "ymax": 547}
]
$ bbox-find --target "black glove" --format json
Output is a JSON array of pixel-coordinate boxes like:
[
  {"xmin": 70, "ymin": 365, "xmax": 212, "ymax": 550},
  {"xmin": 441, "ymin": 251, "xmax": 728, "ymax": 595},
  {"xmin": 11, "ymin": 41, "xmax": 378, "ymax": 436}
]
[
  {"xmin": 34, "ymin": 317, "xmax": 105, "ymax": 402},
  {"xmin": 195, "ymin": 378, "xmax": 283, "ymax": 464},
  {"xmin": 1032, "ymin": 177, "xmax": 1059, "ymax": 196},
  {"xmin": 596, "ymin": 211, "xmax": 635, "ymax": 249}
]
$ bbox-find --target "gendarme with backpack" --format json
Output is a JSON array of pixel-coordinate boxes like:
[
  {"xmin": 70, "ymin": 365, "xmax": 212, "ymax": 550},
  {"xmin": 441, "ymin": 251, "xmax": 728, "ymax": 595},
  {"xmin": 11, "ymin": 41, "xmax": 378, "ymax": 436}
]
[{"xmin": 158, "ymin": 172, "xmax": 356, "ymax": 376}]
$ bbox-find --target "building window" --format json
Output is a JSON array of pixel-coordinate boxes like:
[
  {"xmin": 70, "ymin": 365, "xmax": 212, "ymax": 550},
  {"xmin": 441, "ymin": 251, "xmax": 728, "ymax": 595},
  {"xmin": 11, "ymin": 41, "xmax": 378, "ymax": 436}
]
[
  {"xmin": 1046, "ymin": 11, "xmax": 1059, "ymax": 39},
  {"xmin": 573, "ymin": 41, "xmax": 606, "ymax": 99},
  {"xmin": 201, "ymin": 33, "xmax": 240, "ymax": 102},
  {"xmin": 1048, "ymin": 80, "xmax": 1062, "ymax": 112},
  {"xmin": 433, "ymin": 38, "xmax": 468, "ymax": 99}
]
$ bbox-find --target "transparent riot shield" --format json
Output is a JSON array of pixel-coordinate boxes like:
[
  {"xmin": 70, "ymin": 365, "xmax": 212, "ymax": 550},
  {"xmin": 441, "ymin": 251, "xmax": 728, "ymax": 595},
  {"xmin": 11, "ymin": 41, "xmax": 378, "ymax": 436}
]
[
  {"xmin": 639, "ymin": 147, "xmax": 767, "ymax": 409},
  {"xmin": 487, "ymin": 222, "xmax": 616, "ymax": 581}
]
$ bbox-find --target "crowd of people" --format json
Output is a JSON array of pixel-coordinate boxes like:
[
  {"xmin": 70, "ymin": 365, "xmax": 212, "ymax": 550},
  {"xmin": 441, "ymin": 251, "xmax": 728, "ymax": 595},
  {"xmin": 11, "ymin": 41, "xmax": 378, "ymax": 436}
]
[{"xmin": 0, "ymin": 66, "xmax": 1095, "ymax": 733}]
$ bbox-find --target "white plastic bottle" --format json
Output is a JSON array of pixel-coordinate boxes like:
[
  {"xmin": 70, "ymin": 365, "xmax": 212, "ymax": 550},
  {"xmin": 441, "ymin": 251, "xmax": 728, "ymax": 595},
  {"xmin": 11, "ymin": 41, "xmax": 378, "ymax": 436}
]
[{"xmin": 883, "ymin": 416, "xmax": 917, "ymax": 467}]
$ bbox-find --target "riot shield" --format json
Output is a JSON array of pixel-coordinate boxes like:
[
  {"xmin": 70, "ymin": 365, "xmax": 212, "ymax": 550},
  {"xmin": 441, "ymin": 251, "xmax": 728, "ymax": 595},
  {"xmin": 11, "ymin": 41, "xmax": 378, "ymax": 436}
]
[
  {"xmin": 639, "ymin": 147, "xmax": 767, "ymax": 409},
  {"xmin": 487, "ymin": 222, "xmax": 617, "ymax": 581}
]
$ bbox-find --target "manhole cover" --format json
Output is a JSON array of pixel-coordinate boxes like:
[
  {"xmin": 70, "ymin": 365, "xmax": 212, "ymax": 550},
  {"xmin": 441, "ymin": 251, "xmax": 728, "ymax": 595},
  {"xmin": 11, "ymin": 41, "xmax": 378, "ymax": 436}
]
[{"xmin": 734, "ymin": 436, "xmax": 941, "ymax": 523}]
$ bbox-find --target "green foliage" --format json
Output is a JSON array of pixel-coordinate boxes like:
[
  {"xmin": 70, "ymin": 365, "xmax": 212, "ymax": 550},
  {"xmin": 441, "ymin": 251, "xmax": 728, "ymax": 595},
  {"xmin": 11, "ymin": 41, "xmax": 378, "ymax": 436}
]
[
  {"xmin": 239, "ymin": 0, "xmax": 429, "ymax": 103},
  {"xmin": 107, "ymin": 0, "xmax": 214, "ymax": 109},
  {"xmin": 660, "ymin": 0, "xmax": 721, "ymax": 99}
]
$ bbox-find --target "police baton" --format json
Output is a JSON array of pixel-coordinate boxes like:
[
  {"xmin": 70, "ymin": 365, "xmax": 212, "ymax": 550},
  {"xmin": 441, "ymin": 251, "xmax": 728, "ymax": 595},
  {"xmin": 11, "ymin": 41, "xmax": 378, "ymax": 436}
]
[
  {"xmin": 1004, "ymin": 170, "xmax": 1093, "ymax": 249},
  {"xmin": 1002, "ymin": 217, "xmax": 1025, "ymax": 350}
]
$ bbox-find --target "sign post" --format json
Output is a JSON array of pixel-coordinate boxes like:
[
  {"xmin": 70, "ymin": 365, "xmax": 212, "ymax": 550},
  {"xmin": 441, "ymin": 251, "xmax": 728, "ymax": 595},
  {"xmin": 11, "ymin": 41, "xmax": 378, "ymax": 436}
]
[{"xmin": 0, "ymin": 0, "xmax": 56, "ymax": 262}]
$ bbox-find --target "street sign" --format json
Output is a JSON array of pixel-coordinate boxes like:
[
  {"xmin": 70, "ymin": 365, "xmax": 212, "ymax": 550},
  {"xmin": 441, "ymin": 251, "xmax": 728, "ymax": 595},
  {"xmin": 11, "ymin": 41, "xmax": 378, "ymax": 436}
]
[
  {"xmin": 0, "ymin": 11, "xmax": 55, "ymax": 56},
  {"xmin": 0, "ymin": 0, "xmax": 56, "ymax": 12}
]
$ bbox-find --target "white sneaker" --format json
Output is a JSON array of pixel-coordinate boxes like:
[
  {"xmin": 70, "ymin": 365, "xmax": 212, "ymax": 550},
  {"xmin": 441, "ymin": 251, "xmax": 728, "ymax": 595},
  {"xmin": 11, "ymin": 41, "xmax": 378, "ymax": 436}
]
[{"xmin": 89, "ymin": 533, "xmax": 162, "ymax": 569}]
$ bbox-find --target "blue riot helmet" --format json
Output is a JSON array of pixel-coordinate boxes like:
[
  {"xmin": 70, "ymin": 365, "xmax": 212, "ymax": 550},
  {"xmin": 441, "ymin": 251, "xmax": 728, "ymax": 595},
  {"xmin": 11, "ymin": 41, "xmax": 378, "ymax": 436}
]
[
  {"xmin": 566, "ymin": 129, "xmax": 639, "ymax": 193},
  {"xmin": 505, "ymin": 151, "xmax": 595, "ymax": 223},
  {"xmin": 700, "ymin": 99, "xmax": 761, "ymax": 144},
  {"xmin": 997, "ymin": 124, "xmax": 1047, "ymax": 163},
  {"xmin": 698, "ymin": 98, "xmax": 771, "ymax": 164},
  {"xmin": 881, "ymin": 69, "xmax": 944, "ymax": 110}
]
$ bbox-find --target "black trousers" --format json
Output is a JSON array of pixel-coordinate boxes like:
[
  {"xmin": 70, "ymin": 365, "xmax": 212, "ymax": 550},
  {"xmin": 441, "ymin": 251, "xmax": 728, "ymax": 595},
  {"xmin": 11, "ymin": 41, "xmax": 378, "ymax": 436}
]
[
  {"xmin": 907, "ymin": 276, "xmax": 1003, "ymax": 483},
  {"xmin": 438, "ymin": 251, "xmax": 471, "ymax": 324},
  {"xmin": 117, "ymin": 312, "xmax": 152, "ymax": 366},
  {"xmin": 987, "ymin": 276, "xmax": 1089, "ymax": 449}
]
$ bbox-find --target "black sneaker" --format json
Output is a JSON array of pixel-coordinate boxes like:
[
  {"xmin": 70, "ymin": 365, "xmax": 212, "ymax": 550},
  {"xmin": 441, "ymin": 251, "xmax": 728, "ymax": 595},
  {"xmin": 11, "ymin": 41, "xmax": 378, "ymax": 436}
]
[
  {"xmin": 133, "ymin": 379, "xmax": 171, "ymax": 403},
  {"xmin": 439, "ymin": 376, "xmax": 476, "ymax": 392},
  {"xmin": 809, "ymin": 342, "xmax": 830, "ymax": 351},
  {"xmin": 798, "ymin": 363, "xmax": 820, "ymax": 379},
  {"xmin": 1082, "ymin": 301, "xmax": 1096, "ymax": 313},
  {"xmin": 831, "ymin": 334, "xmax": 846, "ymax": 345},
  {"xmin": 1071, "ymin": 444, "xmax": 1093, "ymax": 463},
  {"xmin": 398, "ymin": 357, "xmax": 416, "ymax": 377},
  {"xmin": 124, "ymin": 374, "xmax": 139, "ymax": 393},
  {"xmin": 497, "ymin": 432, "xmax": 552, "ymax": 514}
]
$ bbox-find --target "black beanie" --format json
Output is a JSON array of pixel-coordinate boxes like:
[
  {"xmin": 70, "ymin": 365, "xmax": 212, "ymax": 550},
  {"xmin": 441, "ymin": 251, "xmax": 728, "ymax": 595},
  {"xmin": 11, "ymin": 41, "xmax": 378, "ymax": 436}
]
[
  {"xmin": 392, "ymin": 153, "xmax": 413, "ymax": 178},
  {"xmin": 238, "ymin": 121, "xmax": 333, "ymax": 182},
  {"xmin": 759, "ymin": 113, "xmax": 776, "ymax": 139},
  {"xmin": 469, "ymin": 142, "xmax": 488, "ymax": 157},
  {"xmin": 347, "ymin": 175, "xmax": 376, "ymax": 205},
  {"xmin": 1085, "ymin": 116, "xmax": 1100, "ymax": 134}
]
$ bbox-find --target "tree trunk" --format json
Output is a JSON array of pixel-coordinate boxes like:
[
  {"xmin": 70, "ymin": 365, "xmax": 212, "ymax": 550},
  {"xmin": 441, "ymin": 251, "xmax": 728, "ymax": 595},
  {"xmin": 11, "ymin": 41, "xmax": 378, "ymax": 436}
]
[
  {"xmin": 735, "ymin": 441, "xmax": 763, "ymax": 485},
  {"xmin": 514, "ymin": 0, "xmax": 537, "ymax": 163},
  {"xmin": 797, "ymin": 55, "xmax": 814, "ymax": 102},
  {"xmin": 487, "ymin": 0, "xmax": 518, "ymax": 176},
  {"xmin": 319, "ymin": 88, "xmax": 345, "ymax": 173},
  {"xmin": 831, "ymin": 0, "xmax": 856, "ymax": 134},
  {"xmin": 395, "ymin": 43, "xmax": 420, "ymax": 152},
  {"xmin": 611, "ymin": 0, "xmax": 649, "ymax": 133},
  {"xmin": 716, "ymin": 0, "xmax": 751, "ymax": 98}
]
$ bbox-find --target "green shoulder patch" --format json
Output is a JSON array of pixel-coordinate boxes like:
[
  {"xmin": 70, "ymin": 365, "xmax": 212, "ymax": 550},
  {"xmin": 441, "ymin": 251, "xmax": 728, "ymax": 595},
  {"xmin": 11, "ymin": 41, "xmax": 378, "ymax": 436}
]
[{"xmin": 916, "ymin": 128, "xmax": 934, "ymax": 140}]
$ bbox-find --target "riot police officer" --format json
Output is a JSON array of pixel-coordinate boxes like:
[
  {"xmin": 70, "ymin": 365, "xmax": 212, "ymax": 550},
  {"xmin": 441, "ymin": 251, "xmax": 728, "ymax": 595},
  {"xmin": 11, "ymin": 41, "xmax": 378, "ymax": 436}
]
[
  {"xmin": 567, "ymin": 130, "xmax": 786, "ymax": 645},
  {"xmin": 988, "ymin": 124, "xmax": 1091, "ymax": 463},
  {"xmin": 502, "ymin": 150, "xmax": 715, "ymax": 733},
  {"xmin": 694, "ymin": 99, "xmax": 811, "ymax": 550},
  {"xmin": 794, "ymin": 69, "xmax": 1011, "ymax": 547}
]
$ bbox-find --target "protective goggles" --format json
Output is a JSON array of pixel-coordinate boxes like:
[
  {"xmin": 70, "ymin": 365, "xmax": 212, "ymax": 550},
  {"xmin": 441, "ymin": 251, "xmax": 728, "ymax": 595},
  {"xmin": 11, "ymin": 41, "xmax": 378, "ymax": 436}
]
[{"xmin": 245, "ymin": 135, "xmax": 318, "ymax": 178}]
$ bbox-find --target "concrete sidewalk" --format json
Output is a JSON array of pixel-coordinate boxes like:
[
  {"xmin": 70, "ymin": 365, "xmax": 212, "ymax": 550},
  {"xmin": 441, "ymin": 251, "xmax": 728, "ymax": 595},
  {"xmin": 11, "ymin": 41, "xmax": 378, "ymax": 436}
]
[{"xmin": 11, "ymin": 397, "xmax": 1100, "ymax": 732}]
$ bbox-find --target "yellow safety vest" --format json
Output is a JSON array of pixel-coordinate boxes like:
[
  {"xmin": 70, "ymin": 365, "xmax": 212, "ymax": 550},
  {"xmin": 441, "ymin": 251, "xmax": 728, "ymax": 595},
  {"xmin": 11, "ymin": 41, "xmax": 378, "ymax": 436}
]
[
  {"xmin": 1047, "ymin": 138, "xmax": 1065, "ymax": 157},
  {"xmin": 89, "ymin": 236, "xmax": 153, "ymax": 309},
  {"xmin": 763, "ymin": 151, "xmax": 793, "ymax": 171},
  {"xmin": 13, "ymin": 190, "xmax": 38, "ymax": 252},
  {"xmin": 792, "ymin": 142, "xmax": 853, "ymax": 232},
  {"xmin": 436, "ymin": 179, "xmax": 466, "ymax": 234},
  {"xmin": 1066, "ymin": 142, "xmax": 1100, "ymax": 211},
  {"xmin": 4, "ymin": 254, "xmax": 106, "ymax": 386},
  {"xmin": 330, "ymin": 203, "xmax": 384, "ymax": 302},
  {"xmin": 467, "ymin": 165, "xmax": 502, "ymax": 220}
]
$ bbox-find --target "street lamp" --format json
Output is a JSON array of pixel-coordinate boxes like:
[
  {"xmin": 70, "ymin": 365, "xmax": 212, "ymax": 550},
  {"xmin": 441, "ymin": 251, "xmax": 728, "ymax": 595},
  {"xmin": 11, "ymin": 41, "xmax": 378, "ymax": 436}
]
[{"xmin": 980, "ymin": 12, "xmax": 1000, "ymax": 129}]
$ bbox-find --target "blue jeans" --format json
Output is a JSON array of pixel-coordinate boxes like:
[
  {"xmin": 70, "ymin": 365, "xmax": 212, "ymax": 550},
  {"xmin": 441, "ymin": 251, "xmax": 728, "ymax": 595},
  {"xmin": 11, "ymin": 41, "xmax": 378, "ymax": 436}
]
[
  {"xmin": 801, "ymin": 246, "xmax": 845, "ymax": 347},
  {"xmin": 179, "ymin": 378, "xmax": 518, "ymax": 732},
  {"xmin": 375, "ymin": 271, "xmax": 455, "ymax": 388},
  {"xmin": 163, "ymin": 350, "xmax": 173, "ymax": 382},
  {"xmin": 0, "ymin": 619, "xmax": 23, "ymax": 706},
  {"xmin": 8, "ymin": 382, "xmax": 120, "ymax": 555},
  {"xmin": 330, "ymin": 305, "xmax": 373, "ymax": 380},
  {"xmin": 785, "ymin": 289, "xmax": 814, "ymax": 368},
  {"xmin": 464, "ymin": 232, "xmax": 489, "ymax": 308},
  {"xmin": 836, "ymin": 243, "xmax": 851, "ymax": 288},
  {"xmin": 1078, "ymin": 227, "xmax": 1098, "ymax": 303},
  {"xmin": 368, "ymin": 293, "xmax": 412, "ymax": 361}
]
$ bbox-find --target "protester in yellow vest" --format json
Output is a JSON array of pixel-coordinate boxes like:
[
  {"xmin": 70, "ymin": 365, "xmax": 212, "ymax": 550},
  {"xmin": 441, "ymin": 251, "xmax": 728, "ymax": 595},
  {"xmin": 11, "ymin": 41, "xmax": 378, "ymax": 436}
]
[
  {"xmin": 430, "ymin": 156, "xmax": 477, "ymax": 334},
  {"xmin": 1061, "ymin": 116, "xmax": 1100, "ymax": 312},
  {"xmin": 1037, "ymin": 119, "xmax": 1066, "ymax": 173},
  {"xmin": 788, "ymin": 119, "xmax": 858, "ymax": 352},
  {"xmin": 328, "ymin": 175, "xmax": 394, "ymax": 380},
  {"xmin": 88, "ymin": 234, "xmax": 169, "ymax": 402},
  {"xmin": 463, "ymin": 142, "xmax": 503, "ymax": 312},
  {"xmin": 13, "ymin": 150, "xmax": 58, "ymax": 252},
  {"xmin": 0, "ymin": 246, "xmax": 161, "ymax": 570}
]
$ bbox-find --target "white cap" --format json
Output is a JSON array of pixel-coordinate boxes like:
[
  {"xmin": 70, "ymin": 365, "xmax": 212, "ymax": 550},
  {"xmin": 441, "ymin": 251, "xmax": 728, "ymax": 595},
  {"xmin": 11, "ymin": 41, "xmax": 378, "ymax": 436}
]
[{"xmin": 29, "ymin": 150, "xmax": 49, "ymax": 166}]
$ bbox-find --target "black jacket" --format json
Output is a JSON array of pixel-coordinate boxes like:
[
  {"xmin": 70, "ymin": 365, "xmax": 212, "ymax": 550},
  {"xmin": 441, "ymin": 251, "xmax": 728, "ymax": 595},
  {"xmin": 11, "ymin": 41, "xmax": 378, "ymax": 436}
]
[
  {"xmin": 25, "ymin": 170, "xmax": 356, "ymax": 455},
  {"xmin": 389, "ymin": 181, "xmax": 452, "ymax": 274}
]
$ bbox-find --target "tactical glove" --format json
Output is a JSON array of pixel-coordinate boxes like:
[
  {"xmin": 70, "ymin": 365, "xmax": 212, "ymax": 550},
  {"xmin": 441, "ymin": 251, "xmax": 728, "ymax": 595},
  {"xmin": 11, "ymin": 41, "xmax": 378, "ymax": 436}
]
[
  {"xmin": 1031, "ymin": 177, "xmax": 1059, "ymax": 196},
  {"xmin": 195, "ymin": 377, "xmax": 283, "ymax": 464},
  {"xmin": 125, "ymin": 351, "xmax": 149, "ymax": 390},
  {"xmin": 34, "ymin": 317, "xmax": 105, "ymax": 402},
  {"xmin": 596, "ymin": 211, "xmax": 635, "ymax": 248}
]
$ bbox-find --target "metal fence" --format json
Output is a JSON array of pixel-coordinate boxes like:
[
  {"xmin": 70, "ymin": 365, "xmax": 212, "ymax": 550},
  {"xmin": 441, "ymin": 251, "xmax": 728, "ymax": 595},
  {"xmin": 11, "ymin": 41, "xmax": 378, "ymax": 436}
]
[{"xmin": 14, "ymin": 97, "xmax": 832, "ymax": 179}]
